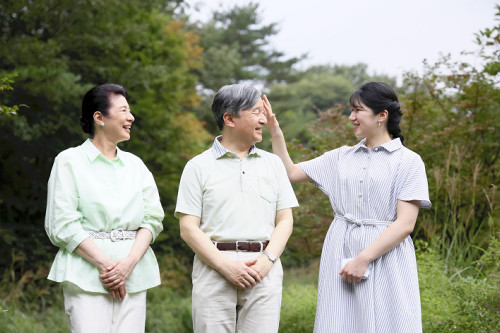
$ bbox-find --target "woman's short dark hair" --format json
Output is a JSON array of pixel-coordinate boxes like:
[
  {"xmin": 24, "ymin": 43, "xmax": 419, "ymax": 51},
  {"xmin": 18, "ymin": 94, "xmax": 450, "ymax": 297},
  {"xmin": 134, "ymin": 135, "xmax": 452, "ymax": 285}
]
[
  {"xmin": 80, "ymin": 83, "xmax": 128, "ymax": 136},
  {"xmin": 211, "ymin": 84, "xmax": 261, "ymax": 131},
  {"xmin": 350, "ymin": 82, "xmax": 404, "ymax": 144}
]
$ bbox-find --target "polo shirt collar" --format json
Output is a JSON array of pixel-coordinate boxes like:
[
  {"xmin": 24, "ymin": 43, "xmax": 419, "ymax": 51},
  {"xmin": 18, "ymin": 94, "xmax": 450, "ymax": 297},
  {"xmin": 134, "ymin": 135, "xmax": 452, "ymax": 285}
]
[
  {"xmin": 354, "ymin": 137, "xmax": 403, "ymax": 153},
  {"xmin": 82, "ymin": 139, "xmax": 125, "ymax": 164},
  {"xmin": 212, "ymin": 135, "xmax": 260, "ymax": 159}
]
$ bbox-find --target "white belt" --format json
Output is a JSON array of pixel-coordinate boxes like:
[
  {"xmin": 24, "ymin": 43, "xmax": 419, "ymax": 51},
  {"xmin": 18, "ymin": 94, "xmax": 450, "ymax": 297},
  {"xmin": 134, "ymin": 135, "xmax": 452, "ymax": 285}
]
[
  {"xmin": 88, "ymin": 230, "xmax": 137, "ymax": 242},
  {"xmin": 337, "ymin": 213, "xmax": 392, "ymax": 256},
  {"xmin": 337, "ymin": 214, "xmax": 392, "ymax": 280}
]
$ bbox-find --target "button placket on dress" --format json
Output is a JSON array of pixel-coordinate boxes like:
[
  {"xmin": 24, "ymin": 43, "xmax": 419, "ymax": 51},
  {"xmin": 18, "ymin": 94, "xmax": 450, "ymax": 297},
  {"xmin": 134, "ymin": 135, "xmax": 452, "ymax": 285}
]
[{"xmin": 363, "ymin": 149, "xmax": 372, "ymax": 215}]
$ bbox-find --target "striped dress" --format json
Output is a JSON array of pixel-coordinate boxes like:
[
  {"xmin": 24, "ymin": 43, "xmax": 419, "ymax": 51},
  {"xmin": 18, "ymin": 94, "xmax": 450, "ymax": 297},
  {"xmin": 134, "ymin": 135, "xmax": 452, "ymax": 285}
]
[{"xmin": 299, "ymin": 138, "xmax": 431, "ymax": 333}]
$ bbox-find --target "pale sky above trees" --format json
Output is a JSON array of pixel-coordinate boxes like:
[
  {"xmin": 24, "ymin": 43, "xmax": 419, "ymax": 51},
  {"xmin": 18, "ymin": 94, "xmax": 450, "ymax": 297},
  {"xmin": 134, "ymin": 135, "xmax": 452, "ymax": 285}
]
[{"xmin": 186, "ymin": 0, "xmax": 498, "ymax": 80}]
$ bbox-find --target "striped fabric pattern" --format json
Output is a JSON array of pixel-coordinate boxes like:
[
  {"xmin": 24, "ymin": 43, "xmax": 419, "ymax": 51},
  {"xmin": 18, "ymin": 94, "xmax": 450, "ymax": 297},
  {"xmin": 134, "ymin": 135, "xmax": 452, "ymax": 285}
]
[{"xmin": 299, "ymin": 138, "xmax": 431, "ymax": 333}]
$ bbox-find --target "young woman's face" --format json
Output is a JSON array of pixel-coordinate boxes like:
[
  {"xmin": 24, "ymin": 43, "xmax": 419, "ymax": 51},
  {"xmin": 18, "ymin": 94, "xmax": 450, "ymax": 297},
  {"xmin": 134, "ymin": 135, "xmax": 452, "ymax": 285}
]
[{"xmin": 349, "ymin": 100, "xmax": 379, "ymax": 139}]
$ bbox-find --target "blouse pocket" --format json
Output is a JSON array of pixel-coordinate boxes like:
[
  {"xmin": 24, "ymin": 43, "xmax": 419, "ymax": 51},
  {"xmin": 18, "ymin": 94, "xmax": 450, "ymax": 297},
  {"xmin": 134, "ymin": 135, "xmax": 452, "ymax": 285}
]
[{"xmin": 259, "ymin": 176, "xmax": 278, "ymax": 203}]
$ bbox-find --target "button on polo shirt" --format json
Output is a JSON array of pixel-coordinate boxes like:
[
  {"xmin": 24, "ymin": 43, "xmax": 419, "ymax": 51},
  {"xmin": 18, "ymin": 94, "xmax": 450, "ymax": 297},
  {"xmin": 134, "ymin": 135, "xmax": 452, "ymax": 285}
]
[{"xmin": 175, "ymin": 136, "xmax": 298, "ymax": 241}]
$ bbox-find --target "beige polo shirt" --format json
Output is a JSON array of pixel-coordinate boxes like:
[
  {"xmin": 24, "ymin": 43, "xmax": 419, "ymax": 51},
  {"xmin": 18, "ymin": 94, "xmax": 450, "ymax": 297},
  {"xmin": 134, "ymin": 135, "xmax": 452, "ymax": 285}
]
[{"xmin": 175, "ymin": 136, "xmax": 298, "ymax": 241}]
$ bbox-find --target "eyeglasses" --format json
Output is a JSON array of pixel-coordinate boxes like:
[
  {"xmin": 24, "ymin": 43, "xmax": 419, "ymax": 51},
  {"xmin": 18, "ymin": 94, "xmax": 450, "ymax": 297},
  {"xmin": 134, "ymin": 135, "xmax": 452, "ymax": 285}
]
[{"xmin": 242, "ymin": 109, "xmax": 266, "ymax": 117}]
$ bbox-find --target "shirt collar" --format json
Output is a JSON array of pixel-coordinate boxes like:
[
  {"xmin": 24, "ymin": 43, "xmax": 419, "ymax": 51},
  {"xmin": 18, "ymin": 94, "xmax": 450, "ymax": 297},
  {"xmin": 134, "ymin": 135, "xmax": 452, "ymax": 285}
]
[
  {"xmin": 212, "ymin": 135, "xmax": 260, "ymax": 159},
  {"xmin": 82, "ymin": 139, "xmax": 125, "ymax": 164},
  {"xmin": 354, "ymin": 137, "xmax": 403, "ymax": 153}
]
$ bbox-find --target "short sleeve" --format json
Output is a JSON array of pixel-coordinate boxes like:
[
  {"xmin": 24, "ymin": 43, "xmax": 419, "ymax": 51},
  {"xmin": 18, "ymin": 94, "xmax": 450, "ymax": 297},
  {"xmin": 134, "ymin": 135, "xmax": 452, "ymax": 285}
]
[
  {"xmin": 298, "ymin": 149, "xmax": 339, "ymax": 196},
  {"xmin": 139, "ymin": 162, "xmax": 165, "ymax": 242},
  {"xmin": 398, "ymin": 155, "xmax": 432, "ymax": 208},
  {"xmin": 273, "ymin": 156, "xmax": 299, "ymax": 210},
  {"xmin": 175, "ymin": 160, "xmax": 203, "ymax": 218},
  {"xmin": 44, "ymin": 154, "xmax": 89, "ymax": 253}
]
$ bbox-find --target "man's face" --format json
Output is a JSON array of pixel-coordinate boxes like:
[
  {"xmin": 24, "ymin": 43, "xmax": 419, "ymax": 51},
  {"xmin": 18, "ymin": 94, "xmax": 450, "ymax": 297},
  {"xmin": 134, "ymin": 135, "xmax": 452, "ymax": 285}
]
[{"xmin": 233, "ymin": 98, "xmax": 267, "ymax": 144}]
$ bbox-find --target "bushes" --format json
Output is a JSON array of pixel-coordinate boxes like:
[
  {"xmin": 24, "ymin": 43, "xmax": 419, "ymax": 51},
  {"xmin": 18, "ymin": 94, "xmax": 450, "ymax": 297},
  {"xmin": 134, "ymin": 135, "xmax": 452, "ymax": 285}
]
[
  {"xmin": 0, "ymin": 285, "xmax": 193, "ymax": 333},
  {"xmin": 1, "ymin": 247, "xmax": 498, "ymax": 333},
  {"xmin": 145, "ymin": 286, "xmax": 193, "ymax": 332},
  {"xmin": 279, "ymin": 283, "xmax": 317, "ymax": 332},
  {"xmin": 0, "ymin": 292, "xmax": 67, "ymax": 333},
  {"xmin": 418, "ymin": 239, "xmax": 500, "ymax": 332}
]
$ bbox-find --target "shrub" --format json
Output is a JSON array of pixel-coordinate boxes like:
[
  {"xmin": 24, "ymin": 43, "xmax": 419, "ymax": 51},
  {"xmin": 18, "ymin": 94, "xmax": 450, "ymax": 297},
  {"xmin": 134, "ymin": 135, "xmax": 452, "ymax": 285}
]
[{"xmin": 279, "ymin": 283, "xmax": 317, "ymax": 332}]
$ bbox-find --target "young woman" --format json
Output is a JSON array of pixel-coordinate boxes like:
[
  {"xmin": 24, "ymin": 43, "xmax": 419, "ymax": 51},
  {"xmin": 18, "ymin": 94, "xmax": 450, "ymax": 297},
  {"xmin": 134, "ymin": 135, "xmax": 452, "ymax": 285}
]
[
  {"xmin": 264, "ymin": 82, "xmax": 431, "ymax": 332},
  {"xmin": 45, "ymin": 83, "xmax": 164, "ymax": 332}
]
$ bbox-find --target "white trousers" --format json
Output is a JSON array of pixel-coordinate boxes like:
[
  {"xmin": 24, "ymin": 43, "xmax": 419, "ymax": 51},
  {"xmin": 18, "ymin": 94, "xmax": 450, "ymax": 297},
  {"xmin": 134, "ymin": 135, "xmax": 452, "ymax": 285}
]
[
  {"xmin": 192, "ymin": 251, "xmax": 284, "ymax": 333},
  {"xmin": 62, "ymin": 282, "xmax": 147, "ymax": 333}
]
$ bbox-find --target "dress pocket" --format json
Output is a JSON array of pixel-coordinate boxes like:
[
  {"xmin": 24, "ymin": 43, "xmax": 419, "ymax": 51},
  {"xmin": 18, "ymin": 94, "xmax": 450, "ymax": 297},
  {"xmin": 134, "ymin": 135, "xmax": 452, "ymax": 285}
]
[{"xmin": 258, "ymin": 176, "xmax": 278, "ymax": 203}]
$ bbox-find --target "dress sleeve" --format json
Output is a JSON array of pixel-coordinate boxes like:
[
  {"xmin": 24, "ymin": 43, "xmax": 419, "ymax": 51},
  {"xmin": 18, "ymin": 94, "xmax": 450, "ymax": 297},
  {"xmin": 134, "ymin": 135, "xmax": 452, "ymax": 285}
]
[
  {"xmin": 174, "ymin": 160, "xmax": 203, "ymax": 219},
  {"xmin": 398, "ymin": 155, "xmax": 432, "ymax": 208},
  {"xmin": 139, "ymin": 162, "xmax": 165, "ymax": 243},
  {"xmin": 44, "ymin": 154, "xmax": 89, "ymax": 253},
  {"xmin": 298, "ymin": 150, "xmax": 338, "ymax": 196}
]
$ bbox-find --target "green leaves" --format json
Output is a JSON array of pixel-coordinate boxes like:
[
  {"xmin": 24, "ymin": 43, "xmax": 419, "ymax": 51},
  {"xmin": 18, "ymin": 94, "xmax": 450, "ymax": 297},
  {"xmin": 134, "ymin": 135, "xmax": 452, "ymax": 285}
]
[
  {"xmin": 190, "ymin": 3, "xmax": 303, "ymax": 92},
  {"xmin": 0, "ymin": 0, "xmax": 208, "ymax": 285}
]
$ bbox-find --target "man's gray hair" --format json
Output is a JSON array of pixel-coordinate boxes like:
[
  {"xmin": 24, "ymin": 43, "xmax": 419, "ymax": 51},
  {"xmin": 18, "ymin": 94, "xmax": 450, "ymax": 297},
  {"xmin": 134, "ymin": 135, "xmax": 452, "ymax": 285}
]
[{"xmin": 211, "ymin": 84, "xmax": 261, "ymax": 131}]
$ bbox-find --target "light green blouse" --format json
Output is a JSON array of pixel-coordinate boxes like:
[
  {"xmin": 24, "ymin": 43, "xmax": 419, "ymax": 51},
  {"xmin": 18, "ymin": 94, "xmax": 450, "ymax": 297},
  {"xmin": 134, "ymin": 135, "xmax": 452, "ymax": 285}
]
[{"xmin": 45, "ymin": 139, "xmax": 164, "ymax": 293}]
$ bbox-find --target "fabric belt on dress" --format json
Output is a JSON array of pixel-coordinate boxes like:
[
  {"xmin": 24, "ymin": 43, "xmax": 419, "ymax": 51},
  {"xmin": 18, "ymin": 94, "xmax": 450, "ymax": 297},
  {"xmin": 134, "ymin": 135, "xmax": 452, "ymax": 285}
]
[
  {"xmin": 336, "ymin": 214, "xmax": 393, "ymax": 279},
  {"xmin": 88, "ymin": 230, "xmax": 138, "ymax": 242},
  {"xmin": 213, "ymin": 241, "xmax": 269, "ymax": 252},
  {"xmin": 337, "ymin": 213, "xmax": 392, "ymax": 256}
]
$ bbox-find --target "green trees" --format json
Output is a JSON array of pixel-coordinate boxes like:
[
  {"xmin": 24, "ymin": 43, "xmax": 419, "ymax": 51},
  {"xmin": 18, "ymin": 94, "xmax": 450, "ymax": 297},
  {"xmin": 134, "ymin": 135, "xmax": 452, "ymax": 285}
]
[
  {"xmin": 187, "ymin": 2, "xmax": 303, "ymax": 133},
  {"xmin": 0, "ymin": 0, "xmax": 208, "ymax": 295},
  {"xmin": 0, "ymin": 3, "xmax": 498, "ymax": 328},
  {"xmin": 280, "ymin": 10, "xmax": 500, "ymax": 271},
  {"xmin": 190, "ymin": 2, "xmax": 302, "ymax": 92},
  {"xmin": 262, "ymin": 64, "xmax": 395, "ymax": 150}
]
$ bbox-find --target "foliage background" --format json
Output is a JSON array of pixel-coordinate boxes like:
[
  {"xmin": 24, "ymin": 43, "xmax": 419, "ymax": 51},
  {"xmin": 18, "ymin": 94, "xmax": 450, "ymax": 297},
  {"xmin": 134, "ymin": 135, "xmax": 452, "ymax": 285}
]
[{"xmin": 0, "ymin": 1, "xmax": 498, "ymax": 332}]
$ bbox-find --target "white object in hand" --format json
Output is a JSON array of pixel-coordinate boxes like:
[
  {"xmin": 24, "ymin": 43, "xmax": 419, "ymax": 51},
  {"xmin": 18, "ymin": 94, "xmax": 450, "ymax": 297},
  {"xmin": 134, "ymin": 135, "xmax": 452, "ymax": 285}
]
[{"xmin": 341, "ymin": 258, "xmax": 370, "ymax": 280}]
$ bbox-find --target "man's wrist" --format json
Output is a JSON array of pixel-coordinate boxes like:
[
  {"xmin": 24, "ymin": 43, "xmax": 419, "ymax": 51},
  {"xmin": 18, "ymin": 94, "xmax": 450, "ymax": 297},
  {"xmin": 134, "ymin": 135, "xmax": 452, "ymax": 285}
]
[{"xmin": 262, "ymin": 250, "xmax": 276, "ymax": 264}]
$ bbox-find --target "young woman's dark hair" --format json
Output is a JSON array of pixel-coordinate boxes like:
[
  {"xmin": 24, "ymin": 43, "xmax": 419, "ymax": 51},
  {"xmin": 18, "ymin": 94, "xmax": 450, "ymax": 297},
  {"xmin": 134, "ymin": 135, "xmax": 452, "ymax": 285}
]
[
  {"xmin": 80, "ymin": 83, "xmax": 128, "ymax": 136},
  {"xmin": 350, "ymin": 82, "xmax": 404, "ymax": 144}
]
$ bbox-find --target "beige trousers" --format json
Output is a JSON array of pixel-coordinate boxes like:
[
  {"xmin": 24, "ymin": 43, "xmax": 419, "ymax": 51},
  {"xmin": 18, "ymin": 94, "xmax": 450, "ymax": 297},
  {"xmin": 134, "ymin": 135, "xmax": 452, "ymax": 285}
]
[
  {"xmin": 192, "ymin": 251, "xmax": 284, "ymax": 333},
  {"xmin": 62, "ymin": 282, "xmax": 147, "ymax": 333}
]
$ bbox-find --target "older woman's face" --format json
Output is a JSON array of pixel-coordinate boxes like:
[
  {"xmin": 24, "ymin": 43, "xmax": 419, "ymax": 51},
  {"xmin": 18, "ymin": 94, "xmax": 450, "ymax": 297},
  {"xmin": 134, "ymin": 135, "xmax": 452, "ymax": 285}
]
[{"xmin": 101, "ymin": 94, "xmax": 134, "ymax": 144}]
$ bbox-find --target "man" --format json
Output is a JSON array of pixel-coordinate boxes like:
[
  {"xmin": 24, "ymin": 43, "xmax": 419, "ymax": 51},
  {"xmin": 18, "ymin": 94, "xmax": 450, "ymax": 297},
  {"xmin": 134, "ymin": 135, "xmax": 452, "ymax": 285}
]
[{"xmin": 175, "ymin": 84, "xmax": 298, "ymax": 332}]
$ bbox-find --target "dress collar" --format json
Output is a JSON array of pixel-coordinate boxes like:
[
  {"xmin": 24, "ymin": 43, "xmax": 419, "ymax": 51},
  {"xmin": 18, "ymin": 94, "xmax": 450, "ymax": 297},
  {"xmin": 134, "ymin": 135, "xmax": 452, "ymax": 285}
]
[{"xmin": 354, "ymin": 137, "xmax": 403, "ymax": 153}]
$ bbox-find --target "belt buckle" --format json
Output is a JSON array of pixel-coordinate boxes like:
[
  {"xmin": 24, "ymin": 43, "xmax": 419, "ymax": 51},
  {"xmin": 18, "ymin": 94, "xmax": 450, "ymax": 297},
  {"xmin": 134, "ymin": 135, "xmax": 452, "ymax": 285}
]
[
  {"xmin": 236, "ymin": 241, "xmax": 241, "ymax": 252},
  {"xmin": 110, "ymin": 230, "xmax": 123, "ymax": 242},
  {"xmin": 258, "ymin": 241, "xmax": 263, "ymax": 252}
]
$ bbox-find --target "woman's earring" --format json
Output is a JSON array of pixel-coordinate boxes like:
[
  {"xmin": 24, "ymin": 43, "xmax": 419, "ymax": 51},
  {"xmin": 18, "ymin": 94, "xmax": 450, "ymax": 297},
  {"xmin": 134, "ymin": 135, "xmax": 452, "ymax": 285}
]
[
  {"xmin": 378, "ymin": 121, "xmax": 381, "ymax": 126},
  {"xmin": 100, "ymin": 122, "xmax": 105, "ymax": 127}
]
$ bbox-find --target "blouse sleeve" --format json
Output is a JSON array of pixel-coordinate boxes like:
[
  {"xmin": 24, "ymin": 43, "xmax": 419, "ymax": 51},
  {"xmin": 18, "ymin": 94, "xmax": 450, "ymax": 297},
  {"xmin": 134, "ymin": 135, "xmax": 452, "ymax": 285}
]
[
  {"xmin": 398, "ymin": 155, "xmax": 432, "ymax": 208},
  {"xmin": 44, "ymin": 154, "xmax": 89, "ymax": 253},
  {"xmin": 139, "ymin": 162, "xmax": 165, "ymax": 242}
]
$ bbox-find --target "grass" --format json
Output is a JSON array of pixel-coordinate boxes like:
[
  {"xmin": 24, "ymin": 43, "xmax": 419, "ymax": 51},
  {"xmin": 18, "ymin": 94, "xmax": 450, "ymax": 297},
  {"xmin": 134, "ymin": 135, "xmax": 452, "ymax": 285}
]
[
  {"xmin": 417, "ymin": 240, "xmax": 500, "ymax": 332},
  {"xmin": 1, "ymin": 245, "xmax": 498, "ymax": 332}
]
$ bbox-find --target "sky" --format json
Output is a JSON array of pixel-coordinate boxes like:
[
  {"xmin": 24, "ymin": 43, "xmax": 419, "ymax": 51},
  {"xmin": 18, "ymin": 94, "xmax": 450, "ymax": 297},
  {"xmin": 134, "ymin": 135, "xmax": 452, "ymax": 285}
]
[{"xmin": 184, "ymin": 0, "xmax": 498, "ymax": 81}]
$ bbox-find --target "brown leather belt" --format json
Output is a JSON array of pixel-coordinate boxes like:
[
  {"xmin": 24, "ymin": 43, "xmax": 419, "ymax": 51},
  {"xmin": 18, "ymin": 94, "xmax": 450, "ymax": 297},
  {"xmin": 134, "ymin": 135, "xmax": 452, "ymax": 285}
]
[{"xmin": 214, "ymin": 241, "xmax": 269, "ymax": 252}]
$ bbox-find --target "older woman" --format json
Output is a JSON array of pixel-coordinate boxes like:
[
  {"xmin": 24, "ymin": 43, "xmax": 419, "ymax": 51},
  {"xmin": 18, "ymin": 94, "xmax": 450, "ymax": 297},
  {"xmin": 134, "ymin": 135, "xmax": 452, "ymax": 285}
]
[{"xmin": 45, "ymin": 83, "xmax": 164, "ymax": 332}]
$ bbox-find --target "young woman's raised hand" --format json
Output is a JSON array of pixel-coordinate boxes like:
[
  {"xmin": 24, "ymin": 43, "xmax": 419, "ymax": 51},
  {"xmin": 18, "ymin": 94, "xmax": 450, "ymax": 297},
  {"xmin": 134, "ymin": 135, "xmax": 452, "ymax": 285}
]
[{"xmin": 263, "ymin": 95, "xmax": 282, "ymax": 137}]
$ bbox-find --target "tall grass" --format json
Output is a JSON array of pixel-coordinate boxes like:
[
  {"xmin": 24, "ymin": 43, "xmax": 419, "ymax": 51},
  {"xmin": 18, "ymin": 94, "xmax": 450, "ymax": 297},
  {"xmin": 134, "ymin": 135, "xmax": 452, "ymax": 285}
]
[
  {"xmin": 415, "ymin": 144, "xmax": 498, "ymax": 274},
  {"xmin": 1, "ymin": 248, "xmax": 498, "ymax": 333}
]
